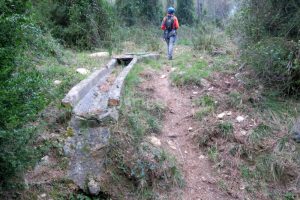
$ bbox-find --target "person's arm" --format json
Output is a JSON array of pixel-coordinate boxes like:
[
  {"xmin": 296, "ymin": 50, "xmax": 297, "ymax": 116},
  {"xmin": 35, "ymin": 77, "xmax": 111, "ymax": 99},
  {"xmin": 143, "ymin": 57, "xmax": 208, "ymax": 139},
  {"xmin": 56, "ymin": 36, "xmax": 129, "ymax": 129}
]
[
  {"xmin": 174, "ymin": 16, "xmax": 179, "ymax": 30},
  {"xmin": 161, "ymin": 17, "xmax": 166, "ymax": 30}
]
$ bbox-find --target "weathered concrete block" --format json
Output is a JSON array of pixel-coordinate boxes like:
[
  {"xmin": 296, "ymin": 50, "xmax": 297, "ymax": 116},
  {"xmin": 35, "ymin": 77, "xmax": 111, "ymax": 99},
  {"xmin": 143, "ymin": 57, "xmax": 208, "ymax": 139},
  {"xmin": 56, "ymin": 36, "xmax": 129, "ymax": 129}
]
[
  {"xmin": 63, "ymin": 127, "xmax": 110, "ymax": 190},
  {"xmin": 108, "ymin": 57, "xmax": 138, "ymax": 107},
  {"xmin": 62, "ymin": 59, "xmax": 117, "ymax": 108}
]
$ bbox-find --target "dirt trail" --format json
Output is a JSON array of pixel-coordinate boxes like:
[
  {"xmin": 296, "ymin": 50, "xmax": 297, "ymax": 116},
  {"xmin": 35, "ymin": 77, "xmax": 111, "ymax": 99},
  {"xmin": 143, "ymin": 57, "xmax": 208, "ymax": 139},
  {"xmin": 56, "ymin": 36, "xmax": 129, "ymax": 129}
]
[{"xmin": 146, "ymin": 66, "xmax": 233, "ymax": 200}]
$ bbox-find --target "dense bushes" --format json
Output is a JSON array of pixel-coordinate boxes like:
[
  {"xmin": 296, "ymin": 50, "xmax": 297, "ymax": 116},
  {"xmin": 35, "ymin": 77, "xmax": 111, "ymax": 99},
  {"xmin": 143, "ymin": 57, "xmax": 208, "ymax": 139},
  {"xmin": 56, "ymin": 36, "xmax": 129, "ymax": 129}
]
[
  {"xmin": 115, "ymin": 0, "xmax": 162, "ymax": 26},
  {"xmin": 0, "ymin": 2, "xmax": 61, "ymax": 187},
  {"xmin": 176, "ymin": 0, "xmax": 195, "ymax": 25},
  {"xmin": 34, "ymin": 0, "xmax": 115, "ymax": 49},
  {"xmin": 230, "ymin": 0, "xmax": 300, "ymax": 94}
]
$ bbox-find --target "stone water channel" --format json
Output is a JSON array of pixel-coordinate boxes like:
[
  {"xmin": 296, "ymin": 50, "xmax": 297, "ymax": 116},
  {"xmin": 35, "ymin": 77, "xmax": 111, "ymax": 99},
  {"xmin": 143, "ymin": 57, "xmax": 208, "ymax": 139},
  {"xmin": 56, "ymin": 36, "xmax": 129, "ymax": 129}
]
[{"xmin": 62, "ymin": 53, "xmax": 159, "ymax": 195}]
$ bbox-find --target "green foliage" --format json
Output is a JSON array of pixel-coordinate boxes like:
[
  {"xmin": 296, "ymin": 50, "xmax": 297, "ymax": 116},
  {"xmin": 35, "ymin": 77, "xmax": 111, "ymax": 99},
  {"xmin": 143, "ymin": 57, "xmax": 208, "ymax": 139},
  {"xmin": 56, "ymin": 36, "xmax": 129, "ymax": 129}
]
[
  {"xmin": 121, "ymin": 64, "xmax": 165, "ymax": 143},
  {"xmin": 34, "ymin": 0, "xmax": 115, "ymax": 49},
  {"xmin": 0, "ymin": 2, "xmax": 61, "ymax": 187},
  {"xmin": 192, "ymin": 22, "xmax": 223, "ymax": 52},
  {"xmin": 193, "ymin": 95, "xmax": 215, "ymax": 120},
  {"xmin": 208, "ymin": 145, "xmax": 219, "ymax": 163},
  {"xmin": 228, "ymin": 91, "xmax": 242, "ymax": 108},
  {"xmin": 170, "ymin": 56, "xmax": 209, "ymax": 86},
  {"xmin": 115, "ymin": 0, "xmax": 162, "ymax": 26},
  {"xmin": 166, "ymin": 0, "xmax": 175, "ymax": 9},
  {"xmin": 284, "ymin": 192, "xmax": 296, "ymax": 200},
  {"xmin": 176, "ymin": 0, "xmax": 195, "ymax": 25},
  {"xmin": 230, "ymin": 0, "xmax": 300, "ymax": 95},
  {"xmin": 195, "ymin": 107, "xmax": 213, "ymax": 121},
  {"xmin": 194, "ymin": 95, "xmax": 215, "ymax": 107},
  {"xmin": 243, "ymin": 38, "xmax": 300, "ymax": 94},
  {"xmin": 111, "ymin": 25, "xmax": 162, "ymax": 52},
  {"xmin": 217, "ymin": 121, "xmax": 233, "ymax": 138},
  {"xmin": 0, "ymin": 128, "xmax": 37, "ymax": 185},
  {"xmin": 248, "ymin": 124, "xmax": 271, "ymax": 144}
]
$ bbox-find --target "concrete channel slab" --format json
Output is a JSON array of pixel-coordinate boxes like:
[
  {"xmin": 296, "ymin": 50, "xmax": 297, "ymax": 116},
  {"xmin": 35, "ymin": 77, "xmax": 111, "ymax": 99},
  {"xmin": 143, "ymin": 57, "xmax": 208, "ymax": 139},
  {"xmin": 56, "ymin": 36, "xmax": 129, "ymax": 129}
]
[
  {"xmin": 62, "ymin": 59, "xmax": 117, "ymax": 108},
  {"xmin": 62, "ymin": 53, "xmax": 159, "ymax": 193}
]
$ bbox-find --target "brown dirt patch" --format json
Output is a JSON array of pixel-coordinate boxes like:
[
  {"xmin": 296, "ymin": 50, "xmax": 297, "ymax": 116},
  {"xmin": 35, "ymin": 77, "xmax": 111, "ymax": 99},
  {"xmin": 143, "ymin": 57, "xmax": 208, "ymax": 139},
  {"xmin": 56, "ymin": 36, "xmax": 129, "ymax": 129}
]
[{"xmin": 140, "ymin": 66, "xmax": 235, "ymax": 200}]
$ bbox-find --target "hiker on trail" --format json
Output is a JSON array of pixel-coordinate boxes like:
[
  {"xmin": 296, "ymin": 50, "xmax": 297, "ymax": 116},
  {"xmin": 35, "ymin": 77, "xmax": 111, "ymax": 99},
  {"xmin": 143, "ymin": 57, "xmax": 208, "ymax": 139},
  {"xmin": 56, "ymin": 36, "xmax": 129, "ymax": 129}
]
[{"xmin": 161, "ymin": 7, "xmax": 179, "ymax": 60}]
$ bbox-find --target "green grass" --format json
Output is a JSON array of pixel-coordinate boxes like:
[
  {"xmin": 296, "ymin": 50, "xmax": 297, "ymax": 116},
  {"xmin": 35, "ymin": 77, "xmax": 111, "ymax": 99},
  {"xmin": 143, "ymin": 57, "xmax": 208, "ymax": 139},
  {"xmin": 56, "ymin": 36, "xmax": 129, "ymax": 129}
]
[
  {"xmin": 239, "ymin": 165, "xmax": 254, "ymax": 181},
  {"xmin": 212, "ymin": 54, "xmax": 238, "ymax": 73},
  {"xmin": 218, "ymin": 121, "xmax": 234, "ymax": 138},
  {"xmin": 248, "ymin": 124, "xmax": 272, "ymax": 145},
  {"xmin": 121, "ymin": 64, "xmax": 166, "ymax": 142},
  {"xmin": 193, "ymin": 95, "xmax": 216, "ymax": 120},
  {"xmin": 228, "ymin": 91, "xmax": 243, "ymax": 108},
  {"xmin": 208, "ymin": 145, "xmax": 219, "ymax": 163},
  {"xmin": 195, "ymin": 107, "xmax": 214, "ymax": 121},
  {"xmin": 194, "ymin": 95, "xmax": 215, "ymax": 107},
  {"xmin": 170, "ymin": 54, "xmax": 210, "ymax": 86}
]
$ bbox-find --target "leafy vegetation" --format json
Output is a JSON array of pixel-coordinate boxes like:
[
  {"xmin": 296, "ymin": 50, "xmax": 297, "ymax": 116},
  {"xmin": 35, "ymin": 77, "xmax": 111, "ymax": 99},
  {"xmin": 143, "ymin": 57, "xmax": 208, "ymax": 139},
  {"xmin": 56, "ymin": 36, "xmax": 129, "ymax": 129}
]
[
  {"xmin": 170, "ymin": 54, "xmax": 209, "ymax": 86},
  {"xmin": 33, "ymin": 0, "xmax": 115, "ymax": 49},
  {"xmin": 115, "ymin": 0, "xmax": 162, "ymax": 26},
  {"xmin": 176, "ymin": 0, "xmax": 195, "ymax": 25},
  {"xmin": 230, "ymin": 0, "xmax": 300, "ymax": 95}
]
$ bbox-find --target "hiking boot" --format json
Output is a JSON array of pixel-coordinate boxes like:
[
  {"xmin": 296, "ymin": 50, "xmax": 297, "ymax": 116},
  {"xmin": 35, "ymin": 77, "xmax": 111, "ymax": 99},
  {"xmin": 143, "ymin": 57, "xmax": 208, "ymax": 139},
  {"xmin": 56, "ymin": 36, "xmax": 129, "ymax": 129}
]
[{"xmin": 168, "ymin": 56, "xmax": 173, "ymax": 60}]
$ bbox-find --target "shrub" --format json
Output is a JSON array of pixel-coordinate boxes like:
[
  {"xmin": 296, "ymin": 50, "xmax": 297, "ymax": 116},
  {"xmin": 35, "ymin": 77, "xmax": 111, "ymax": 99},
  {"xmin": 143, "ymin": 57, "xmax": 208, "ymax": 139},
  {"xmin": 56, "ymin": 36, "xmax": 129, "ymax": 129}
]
[
  {"xmin": 34, "ymin": 0, "xmax": 115, "ymax": 49},
  {"xmin": 242, "ymin": 38, "xmax": 300, "ymax": 94},
  {"xmin": 115, "ymin": 0, "xmax": 162, "ymax": 26},
  {"xmin": 230, "ymin": 0, "xmax": 300, "ymax": 95},
  {"xmin": 0, "ymin": 4, "xmax": 61, "ymax": 187},
  {"xmin": 192, "ymin": 23, "xmax": 223, "ymax": 52},
  {"xmin": 176, "ymin": 0, "xmax": 195, "ymax": 25}
]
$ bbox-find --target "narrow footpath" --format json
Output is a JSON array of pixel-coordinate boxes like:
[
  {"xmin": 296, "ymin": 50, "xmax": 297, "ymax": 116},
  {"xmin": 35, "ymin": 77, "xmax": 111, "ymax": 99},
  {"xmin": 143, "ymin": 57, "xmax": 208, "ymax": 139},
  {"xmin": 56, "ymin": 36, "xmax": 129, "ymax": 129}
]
[{"xmin": 143, "ymin": 66, "xmax": 233, "ymax": 200}]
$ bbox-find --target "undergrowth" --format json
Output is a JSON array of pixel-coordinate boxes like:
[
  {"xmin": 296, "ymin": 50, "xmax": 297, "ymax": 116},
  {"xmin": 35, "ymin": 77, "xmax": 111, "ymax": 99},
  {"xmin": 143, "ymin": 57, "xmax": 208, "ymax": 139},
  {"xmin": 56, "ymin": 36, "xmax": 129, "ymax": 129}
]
[
  {"xmin": 196, "ymin": 85, "xmax": 300, "ymax": 199},
  {"xmin": 170, "ymin": 53, "xmax": 209, "ymax": 86},
  {"xmin": 103, "ymin": 63, "xmax": 184, "ymax": 199}
]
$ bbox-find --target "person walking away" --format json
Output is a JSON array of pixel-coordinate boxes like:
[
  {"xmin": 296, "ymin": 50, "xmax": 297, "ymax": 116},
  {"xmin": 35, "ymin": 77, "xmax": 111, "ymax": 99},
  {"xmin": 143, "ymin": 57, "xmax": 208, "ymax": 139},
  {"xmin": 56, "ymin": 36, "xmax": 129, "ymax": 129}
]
[{"xmin": 161, "ymin": 7, "xmax": 179, "ymax": 60}]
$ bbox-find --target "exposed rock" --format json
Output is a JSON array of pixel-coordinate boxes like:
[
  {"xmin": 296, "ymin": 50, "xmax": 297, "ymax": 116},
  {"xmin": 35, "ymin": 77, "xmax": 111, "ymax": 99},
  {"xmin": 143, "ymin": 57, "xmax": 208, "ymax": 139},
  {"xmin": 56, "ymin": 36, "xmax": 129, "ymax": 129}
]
[
  {"xmin": 76, "ymin": 68, "xmax": 90, "ymax": 75},
  {"xmin": 89, "ymin": 52, "xmax": 109, "ymax": 58},
  {"xmin": 241, "ymin": 130, "xmax": 248, "ymax": 136},
  {"xmin": 38, "ymin": 193, "xmax": 47, "ymax": 199},
  {"xmin": 54, "ymin": 80, "xmax": 62, "ymax": 85},
  {"xmin": 201, "ymin": 78, "xmax": 210, "ymax": 88},
  {"xmin": 236, "ymin": 116, "xmax": 245, "ymax": 123},
  {"xmin": 217, "ymin": 111, "xmax": 232, "ymax": 119},
  {"xmin": 88, "ymin": 178, "xmax": 101, "ymax": 195},
  {"xmin": 40, "ymin": 155, "xmax": 50, "ymax": 166},
  {"xmin": 217, "ymin": 113, "xmax": 226, "ymax": 119},
  {"xmin": 147, "ymin": 136, "xmax": 161, "ymax": 147},
  {"xmin": 160, "ymin": 74, "xmax": 167, "ymax": 79},
  {"xmin": 292, "ymin": 118, "xmax": 300, "ymax": 143}
]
